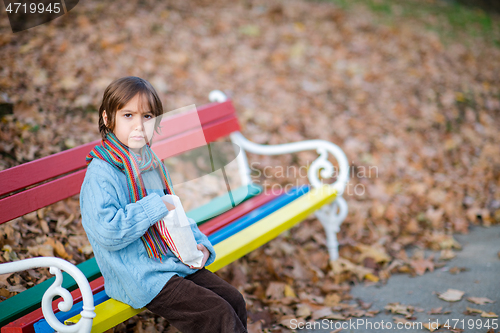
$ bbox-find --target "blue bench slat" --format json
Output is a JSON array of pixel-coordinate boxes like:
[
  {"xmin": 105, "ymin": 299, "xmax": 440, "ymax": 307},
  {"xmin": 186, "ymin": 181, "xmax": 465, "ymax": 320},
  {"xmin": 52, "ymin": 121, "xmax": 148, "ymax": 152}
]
[{"xmin": 34, "ymin": 290, "xmax": 109, "ymax": 333}]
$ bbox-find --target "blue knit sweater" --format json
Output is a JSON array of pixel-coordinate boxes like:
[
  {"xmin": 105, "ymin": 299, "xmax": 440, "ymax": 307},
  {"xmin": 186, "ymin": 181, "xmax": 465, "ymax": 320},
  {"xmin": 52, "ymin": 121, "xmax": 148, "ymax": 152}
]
[{"xmin": 80, "ymin": 158, "xmax": 216, "ymax": 309}]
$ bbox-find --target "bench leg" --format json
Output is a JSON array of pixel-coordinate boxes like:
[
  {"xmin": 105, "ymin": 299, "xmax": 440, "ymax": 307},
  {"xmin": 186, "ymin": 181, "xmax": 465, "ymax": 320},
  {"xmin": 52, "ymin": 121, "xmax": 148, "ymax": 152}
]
[{"xmin": 315, "ymin": 196, "xmax": 348, "ymax": 262}]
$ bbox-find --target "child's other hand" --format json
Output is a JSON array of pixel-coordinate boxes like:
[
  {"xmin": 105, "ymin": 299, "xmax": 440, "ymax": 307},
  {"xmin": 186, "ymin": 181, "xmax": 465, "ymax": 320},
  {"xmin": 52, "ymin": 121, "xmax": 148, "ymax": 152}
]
[
  {"xmin": 163, "ymin": 201, "xmax": 175, "ymax": 211},
  {"xmin": 192, "ymin": 244, "xmax": 210, "ymax": 269}
]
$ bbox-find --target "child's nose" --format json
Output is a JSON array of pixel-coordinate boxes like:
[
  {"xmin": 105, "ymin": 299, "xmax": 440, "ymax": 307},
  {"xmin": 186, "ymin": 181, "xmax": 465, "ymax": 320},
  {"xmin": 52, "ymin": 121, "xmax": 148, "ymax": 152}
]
[{"xmin": 134, "ymin": 118, "xmax": 145, "ymax": 131}]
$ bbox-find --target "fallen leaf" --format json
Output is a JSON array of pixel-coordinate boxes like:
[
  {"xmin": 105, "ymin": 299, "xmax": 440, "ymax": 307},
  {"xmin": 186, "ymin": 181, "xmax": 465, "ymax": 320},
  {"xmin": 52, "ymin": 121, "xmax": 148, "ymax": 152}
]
[
  {"xmin": 439, "ymin": 249, "xmax": 456, "ymax": 261},
  {"xmin": 343, "ymin": 309, "xmax": 365, "ymax": 317},
  {"xmin": 393, "ymin": 316, "xmax": 411, "ymax": 324},
  {"xmin": 467, "ymin": 296, "xmax": 495, "ymax": 305},
  {"xmin": 365, "ymin": 310, "xmax": 380, "ymax": 317},
  {"xmin": 465, "ymin": 306, "xmax": 483, "ymax": 314},
  {"xmin": 0, "ymin": 273, "xmax": 11, "ymax": 287},
  {"xmin": 284, "ymin": 284, "xmax": 297, "ymax": 298},
  {"xmin": 384, "ymin": 303, "xmax": 414, "ymax": 318},
  {"xmin": 44, "ymin": 239, "xmax": 72, "ymax": 260},
  {"xmin": 311, "ymin": 307, "xmax": 334, "ymax": 320},
  {"xmin": 364, "ymin": 273, "xmax": 380, "ymax": 282},
  {"xmin": 324, "ymin": 312, "xmax": 345, "ymax": 321},
  {"xmin": 449, "ymin": 266, "xmax": 469, "ymax": 274},
  {"xmin": 356, "ymin": 244, "xmax": 391, "ymax": 263},
  {"xmin": 356, "ymin": 299, "xmax": 372, "ymax": 310},
  {"xmin": 481, "ymin": 312, "xmax": 498, "ymax": 318},
  {"xmin": 247, "ymin": 320, "xmax": 263, "ymax": 333},
  {"xmin": 330, "ymin": 258, "xmax": 373, "ymax": 281},
  {"xmin": 428, "ymin": 307, "xmax": 442, "ymax": 315},
  {"xmin": 7, "ymin": 284, "xmax": 26, "ymax": 293},
  {"xmin": 450, "ymin": 328, "xmax": 464, "ymax": 333},
  {"xmin": 279, "ymin": 315, "xmax": 305, "ymax": 329},
  {"xmin": 438, "ymin": 289, "xmax": 464, "ymax": 302},
  {"xmin": 324, "ymin": 293, "xmax": 341, "ymax": 306},
  {"xmin": 295, "ymin": 303, "xmax": 312, "ymax": 318},
  {"xmin": 266, "ymin": 282, "xmax": 285, "ymax": 300},
  {"xmin": 0, "ymin": 288, "xmax": 11, "ymax": 298},
  {"xmin": 423, "ymin": 322, "xmax": 441, "ymax": 332},
  {"xmin": 410, "ymin": 258, "xmax": 434, "ymax": 276}
]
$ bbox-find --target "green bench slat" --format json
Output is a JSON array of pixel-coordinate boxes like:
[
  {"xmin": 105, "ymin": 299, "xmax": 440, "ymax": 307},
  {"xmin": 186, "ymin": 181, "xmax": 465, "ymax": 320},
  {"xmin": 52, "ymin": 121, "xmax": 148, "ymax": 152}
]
[{"xmin": 187, "ymin": 183, "xmax": 263, "ymax": 225}]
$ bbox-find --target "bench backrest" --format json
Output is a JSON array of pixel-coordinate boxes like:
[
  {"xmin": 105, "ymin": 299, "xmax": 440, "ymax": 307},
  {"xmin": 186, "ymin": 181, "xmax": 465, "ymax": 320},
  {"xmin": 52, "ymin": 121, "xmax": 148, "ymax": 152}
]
[{"xmin": 0, "ymin": 100, "xmax": 240, "ymax": 224}]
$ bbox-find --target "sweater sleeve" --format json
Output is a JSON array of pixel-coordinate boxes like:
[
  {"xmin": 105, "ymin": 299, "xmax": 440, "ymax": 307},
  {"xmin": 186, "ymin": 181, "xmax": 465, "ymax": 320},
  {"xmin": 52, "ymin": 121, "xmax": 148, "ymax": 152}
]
[
  {"xmin": 81, "ymin": 168, "xmax": 169, "ymax": 252},
  {"xmin": 188, "ymin": 217, "xmax": 216, "ymax": 267}
]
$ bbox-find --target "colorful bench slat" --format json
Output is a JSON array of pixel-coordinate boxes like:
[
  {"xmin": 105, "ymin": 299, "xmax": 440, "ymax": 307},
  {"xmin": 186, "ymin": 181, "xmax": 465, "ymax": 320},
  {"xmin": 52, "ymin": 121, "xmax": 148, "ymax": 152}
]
[
  {"xmin": 34, "ymin": 290, "xmax": 109, "ymax": 333},
  {"xmin": 198, "ymin": 189, "xmax": 283, "ymax": 235},
  {"xmin": 2, "ymin": 277, "xmax": 104, "ymax": 333},
  {"xmin": 188, "ymin": 183, "xmax": 262, "ymax": 225},
  {"xmin": 207, "ymin": 186, "xmax": 309, "ymax": 245},
  {"xmin": 207, "ymin": 184, "xmax": 337, "ymax": 272},
  {"xmin": 65, "ymin": 185, "xmax": 338, "ymax": 332}
]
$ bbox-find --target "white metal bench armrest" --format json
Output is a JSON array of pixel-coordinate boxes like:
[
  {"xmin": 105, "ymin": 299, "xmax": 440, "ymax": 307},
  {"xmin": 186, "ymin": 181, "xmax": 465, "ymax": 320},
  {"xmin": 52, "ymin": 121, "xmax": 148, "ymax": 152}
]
[
  {"xmin": 229, "ymin": 131, "xmax": 349, "ymax": 194},
  {"xmin": 0, "ymin": 257, "xmax": 95, "ymax": 333},
  {"xmin": 208, "ymin": 90, "xmax": 349, "ymax": 194}
]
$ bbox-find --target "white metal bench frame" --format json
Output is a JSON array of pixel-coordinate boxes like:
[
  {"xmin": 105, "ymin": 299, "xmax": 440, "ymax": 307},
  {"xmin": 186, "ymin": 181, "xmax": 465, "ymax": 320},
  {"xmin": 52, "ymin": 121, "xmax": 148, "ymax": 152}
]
[{"xmin": 0, "ymin": 90, "xmax": 349, "ymax": 333}]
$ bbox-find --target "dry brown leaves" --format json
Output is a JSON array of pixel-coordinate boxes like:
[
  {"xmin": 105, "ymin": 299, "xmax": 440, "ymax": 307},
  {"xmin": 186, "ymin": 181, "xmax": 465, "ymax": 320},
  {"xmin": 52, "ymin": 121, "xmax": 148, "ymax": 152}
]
[{"xmin": 467, "ymin": 296, "xmax": 495, "ymax": 305}]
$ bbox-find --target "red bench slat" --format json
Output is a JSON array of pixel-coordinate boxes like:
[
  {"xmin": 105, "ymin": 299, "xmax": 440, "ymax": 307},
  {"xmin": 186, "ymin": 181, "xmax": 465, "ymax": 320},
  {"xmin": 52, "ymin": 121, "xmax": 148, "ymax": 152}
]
[
  {"xmin": 0, "ymin": 100, "xmax": 237, "ymax": 197},
  {"xmin": 0, "ymin": 170, "xmax": 86, "ymax": 224},
  {"xmin": 0, "ymin": 142, "xmax": 97, "ymax": 197},
  {"xmin": 153, "ymin": 100, "xmax": 236, "ymax": 142},
  {"xmin": 199, "ymin": 189, "xmax": 282, "ymax": 235}
]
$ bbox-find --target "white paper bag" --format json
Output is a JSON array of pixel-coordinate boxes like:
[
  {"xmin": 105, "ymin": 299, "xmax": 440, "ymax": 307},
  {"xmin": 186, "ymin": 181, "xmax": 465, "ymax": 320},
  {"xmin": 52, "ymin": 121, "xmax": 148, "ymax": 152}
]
[{"xmin": 158, "ymin": 194, "xmax": 204, "ymax": 268}]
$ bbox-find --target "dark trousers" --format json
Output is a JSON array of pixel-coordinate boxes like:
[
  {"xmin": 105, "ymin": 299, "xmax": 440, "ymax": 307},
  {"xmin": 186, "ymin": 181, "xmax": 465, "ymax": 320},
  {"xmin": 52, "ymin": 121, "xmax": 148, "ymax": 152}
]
[{"xmin": 146, "ymin": 268, "xmax": 248, "ymax": 333}]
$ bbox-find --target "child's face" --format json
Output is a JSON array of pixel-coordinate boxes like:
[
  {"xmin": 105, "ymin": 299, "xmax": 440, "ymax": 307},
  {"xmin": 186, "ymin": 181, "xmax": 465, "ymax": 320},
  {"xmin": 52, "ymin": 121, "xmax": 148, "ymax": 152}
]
[{"xmin": 104, "ymin": 93, "xmax": 155, "ymax": 153}]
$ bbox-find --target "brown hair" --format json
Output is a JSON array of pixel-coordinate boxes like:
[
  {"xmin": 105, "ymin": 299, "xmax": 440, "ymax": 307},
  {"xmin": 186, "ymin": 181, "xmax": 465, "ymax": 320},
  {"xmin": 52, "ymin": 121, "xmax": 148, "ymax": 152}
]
[{"xmin": 98, "ymin": 76, "xmax": 164, "ymax": 140}]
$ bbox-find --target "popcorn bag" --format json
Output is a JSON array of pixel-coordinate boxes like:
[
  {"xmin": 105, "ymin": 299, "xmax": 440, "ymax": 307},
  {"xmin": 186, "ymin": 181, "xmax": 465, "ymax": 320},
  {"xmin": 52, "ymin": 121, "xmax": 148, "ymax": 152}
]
[{"xmin": 158, "ymin": 194, "xmax": 204, "ymax": 268}]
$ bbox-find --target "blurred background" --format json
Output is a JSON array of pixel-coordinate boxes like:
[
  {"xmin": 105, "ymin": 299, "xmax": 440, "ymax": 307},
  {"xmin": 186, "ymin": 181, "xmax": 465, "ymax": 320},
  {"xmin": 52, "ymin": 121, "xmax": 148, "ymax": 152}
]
[{"xmin": 0, "ymin": 0, "xmax": 499, "ymax": 331}]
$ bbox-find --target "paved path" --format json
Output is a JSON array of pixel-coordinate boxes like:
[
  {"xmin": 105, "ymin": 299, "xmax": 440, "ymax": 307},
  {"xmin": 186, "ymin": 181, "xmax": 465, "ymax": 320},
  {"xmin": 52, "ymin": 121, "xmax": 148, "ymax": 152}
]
[{"xmin": 298, "ymin": 225, "xmax": 500, "ymax": 333}]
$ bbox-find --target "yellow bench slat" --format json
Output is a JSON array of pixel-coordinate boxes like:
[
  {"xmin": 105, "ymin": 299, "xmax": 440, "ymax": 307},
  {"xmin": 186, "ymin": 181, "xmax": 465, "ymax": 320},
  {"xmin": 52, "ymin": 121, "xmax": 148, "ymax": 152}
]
[
  {"xmin": 65, "ymin": 299, "xmax": 143, "ymax": 333},
  {"xmin": 206, "ymin": 185, "xmax": 337, "ymax": 272},
  {"xmin": 65, "ymin": 185, "xmax": 337, "ymax": 332}
]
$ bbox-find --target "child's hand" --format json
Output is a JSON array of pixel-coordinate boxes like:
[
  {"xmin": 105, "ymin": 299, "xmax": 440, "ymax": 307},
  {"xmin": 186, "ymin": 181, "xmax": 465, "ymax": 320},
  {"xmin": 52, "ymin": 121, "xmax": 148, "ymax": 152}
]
[{"xmin": 192, "ymin": 244, "xmax": 210, "ymax": 269}]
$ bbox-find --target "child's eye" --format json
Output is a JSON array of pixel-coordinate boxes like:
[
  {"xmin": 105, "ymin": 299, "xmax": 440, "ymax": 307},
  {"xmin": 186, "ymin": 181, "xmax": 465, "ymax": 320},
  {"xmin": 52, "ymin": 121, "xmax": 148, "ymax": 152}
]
[
  {"xmin": 144, "ymin": 114, "xmax": 153, "ymax": 119},
  {"xmin": 124, "ymin": 113, "xmax": 132, "ymax": 118}
]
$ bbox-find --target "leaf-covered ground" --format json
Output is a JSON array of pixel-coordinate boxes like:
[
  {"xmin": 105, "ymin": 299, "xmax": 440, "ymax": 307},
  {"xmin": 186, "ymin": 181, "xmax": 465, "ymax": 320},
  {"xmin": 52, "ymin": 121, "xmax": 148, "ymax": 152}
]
[{"xmin": 1, "ymin": 0, "xmax": 499, "ymax": 331}]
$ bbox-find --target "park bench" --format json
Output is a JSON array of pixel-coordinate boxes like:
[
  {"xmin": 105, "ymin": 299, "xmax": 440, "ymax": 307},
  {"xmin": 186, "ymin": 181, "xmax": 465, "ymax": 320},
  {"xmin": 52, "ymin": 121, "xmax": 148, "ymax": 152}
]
[{"xmin": 0, "ymin": 90, "xmax": 349, "ymax": 333}]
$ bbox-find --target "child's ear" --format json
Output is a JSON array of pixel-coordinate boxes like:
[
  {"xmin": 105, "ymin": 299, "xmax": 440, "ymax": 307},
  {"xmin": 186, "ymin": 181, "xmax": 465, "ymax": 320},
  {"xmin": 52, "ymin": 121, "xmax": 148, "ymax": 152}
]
[{"xmin": 103, "ymin": 110, "xmax": 108, "ymax": 127}]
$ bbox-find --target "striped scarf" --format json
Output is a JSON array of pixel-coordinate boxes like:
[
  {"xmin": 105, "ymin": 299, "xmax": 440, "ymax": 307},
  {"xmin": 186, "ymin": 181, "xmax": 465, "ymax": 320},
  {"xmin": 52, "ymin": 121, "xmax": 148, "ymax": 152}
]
[{"xmin": 86, "ymin": 131, "xmax": 175, "ymax": 260}]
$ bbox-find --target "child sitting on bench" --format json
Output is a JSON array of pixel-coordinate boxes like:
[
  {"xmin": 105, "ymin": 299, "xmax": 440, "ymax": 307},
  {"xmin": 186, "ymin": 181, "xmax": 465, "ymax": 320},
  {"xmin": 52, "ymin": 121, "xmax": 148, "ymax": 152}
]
[{"xmin": 80, "ymin": 76, "xmax": 247, "ymax": 333}]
